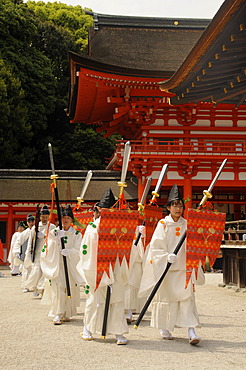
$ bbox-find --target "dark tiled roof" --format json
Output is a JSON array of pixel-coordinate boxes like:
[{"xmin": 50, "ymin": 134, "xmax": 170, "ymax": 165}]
[
  {"xmin": 87, "ymin": 13, "xmax": 210, "ymax": 72},
  {"xmin": 0, "ymin": 170, "xmax": 138, "ymax": 202}
]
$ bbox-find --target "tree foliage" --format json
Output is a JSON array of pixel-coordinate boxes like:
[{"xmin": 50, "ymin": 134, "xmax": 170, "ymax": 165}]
[
  {"xmin": 0, "ymin": 0, "xmax": 118, "ymax": 170},
  {"xmin": 0, "ymin": 58, "xmax": 33, "ymax": 167},
  {"xmin": 27, "ymin": 1, "xmax": 93, "ymax": 51}
]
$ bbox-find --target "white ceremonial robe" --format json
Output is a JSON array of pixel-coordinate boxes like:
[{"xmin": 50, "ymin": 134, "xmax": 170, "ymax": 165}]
[
  {"xmin": 14, "ymin": 227, "xmax": 32, "ymax": 287},
  {"xmin": 7, "ymin": 231, "xmax": 22, "ymax": 274},
  {"xmin": 24, "ymin": 222, "xmax": 55, "ymax": 292},
  {"xmin": 139, "ymin": 215, "xmax": 205, "ymax": 331},
  {"xmin": 76, "ymin": 217, "xmax": 129, "ymax": 336},
  {"xmin": 41, "ymin": 226, "xmax": 82, "ymax": 318},
  {"xmin": 125, "ymin": 226, "xmax": 147, "ymax": 313}
]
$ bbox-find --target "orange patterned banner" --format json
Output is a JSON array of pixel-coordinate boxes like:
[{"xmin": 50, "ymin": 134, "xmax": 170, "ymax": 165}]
[
  {"xmin": 144, "ymin": 205, "xmax": 163, "ymax": 247},
  {"xmin": 73, "ymin": 208, "xmax": 141, "ymax": 287},
  {"xmin": 186, "ymin": 208, "xmax": 226, "ymax": 283},
  {"xmin": 97, "ymin": 209, "xmax": 141, "ymax": 287},
  {"xmin": 73, "ymin": 210, "xmax": 94, "ymax": 236}
]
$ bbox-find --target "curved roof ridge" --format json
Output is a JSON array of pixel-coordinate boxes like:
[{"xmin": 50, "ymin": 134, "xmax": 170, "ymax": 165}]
[
  {"xmin": 159, "ymin": 0, "xmax": 245, "ymax": 91},
  {"xmin": 86, "ymin": 11, "xmax": 210, "ymax": 30}
]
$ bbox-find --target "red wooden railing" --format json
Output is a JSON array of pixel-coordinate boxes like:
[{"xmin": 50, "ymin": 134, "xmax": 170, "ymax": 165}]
[{"xmin": 115, "ymin": 139, "xmax": 246, "ymax": 157}]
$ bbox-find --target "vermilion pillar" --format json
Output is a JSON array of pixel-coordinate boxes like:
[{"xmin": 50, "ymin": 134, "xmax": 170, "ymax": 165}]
[
  {"xmin": 6, "ymin": 204, "xmax": 13, "ymax": 259},
  {"xmin": 183, "ymin": 177, "xmax": 192, "ymax": 218}
]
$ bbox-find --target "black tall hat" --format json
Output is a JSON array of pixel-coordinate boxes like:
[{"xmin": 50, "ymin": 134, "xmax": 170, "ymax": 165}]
[
  {"xmin": 61, "ymin": 205, "xmax": 74, "ymax": 220},
  {"xmin": 97, "ymin": 188, "xmax": 116, "ymax": 209},
  {"xmin": 167, "ymin": 184, "xmax": 182, "ymax": 203},
  {"xmin": 40, "ymin": 205, "xmax": 50, "ymax": 215},
  {"xmin": 27, "ymin": 214, "xmax": 35, "ymax": 222},
  {"xmin": 93, "ymin": 202, "xmax": 100, "ymax": 211},
  {"xmin": 18, "ymin": 221, "xmax": 26, "ymax": 228}
]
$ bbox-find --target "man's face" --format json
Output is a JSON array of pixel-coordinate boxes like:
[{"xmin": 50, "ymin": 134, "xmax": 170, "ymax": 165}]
[
  {"xmin": 167, "ymin": 200, "xmax": 184, "ymax": 222},
  {"xmin": 62, "ymin": 216, "xmax": 72, "ymax": 230},
  {"xmin": 93, "ymin": 206, "xmax": 101, "ymax": 220},
  {"xmin": 40, "ymin": 214, "xmax": 49, "ymax": 224},
  {"xmin": 27, "ymin": 220, "xmax": 35, "ymax": 229},
  {"xmin": 17, "ymin": 226, "xmax": 25, "ymax": 232}
]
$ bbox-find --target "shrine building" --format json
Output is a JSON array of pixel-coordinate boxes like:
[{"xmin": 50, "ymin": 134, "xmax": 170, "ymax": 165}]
[
  {"xmin": 68, "ymin": 0, "xmax": 246, "ymax": 220},
  {"xmin": 1, "ymin": 0, "xmax": 246, "ymax": 265}
]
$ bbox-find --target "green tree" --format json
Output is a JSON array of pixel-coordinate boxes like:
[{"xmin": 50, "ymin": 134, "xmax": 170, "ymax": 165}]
[
  {"xmin": 27, "ymin": 1, "xmax": 93, "ymax": 52},
  {"xmin": 0, "ymin": 0, "xmax": 117, "ymax": 170},
  {"xmin": 0, "ymin": 58, "xmax": 34, "ymax": 167},
  {"xmin": 0, "ymin": 0, "xmax": 56, "ymax": 165},
  {"xmin": 53, "ymin": 124, "xmax": 120, "ymax": 170}
]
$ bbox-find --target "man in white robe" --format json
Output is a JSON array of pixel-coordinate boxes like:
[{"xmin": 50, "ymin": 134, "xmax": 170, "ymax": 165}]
[
  {"xmin": 139, "ymin": 184, "xmax": 204, "ymax": 345},
  {"xmin": 41, "ymin": 205, "xmax": 82, "ymax": 324},
  {"xmin": 14, "ymin": 214, "xmax": 35, "ymax": 289},
  {"xmin": 7, "ymin": 221, "xmax": 25, "ymax": 276},
  {"xmin": 23, "ymin": 205, "xmax": 55, "ymax": 296},
  {"xmin": 77, "ymin": 191, "xmax": 129, "ymax": 345}
]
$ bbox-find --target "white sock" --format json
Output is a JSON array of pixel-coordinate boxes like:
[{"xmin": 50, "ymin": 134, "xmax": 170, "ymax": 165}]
[
  {"xmin": 126, "ymin": 309, "xmax": 133, "ymax": 319},
  {"xmin": 83, "ymin": 326, "xmax": 92, "ymax": 336},
  {"xmin": 188, "ymin": 327, "xmax": 198, "ymax": 338},
  {"xmin": 115, "ymin": 335, "xmax": 127, "ymax": 342},
  {"xmin": 160, "ymin": 329, "xmax": 172, "ymax": 337}
]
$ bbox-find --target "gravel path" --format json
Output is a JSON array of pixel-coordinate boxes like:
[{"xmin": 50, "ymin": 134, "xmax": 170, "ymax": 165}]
[{"xmin": 1, "ymin": 269, "xmax": 246, "ymax": 370}]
